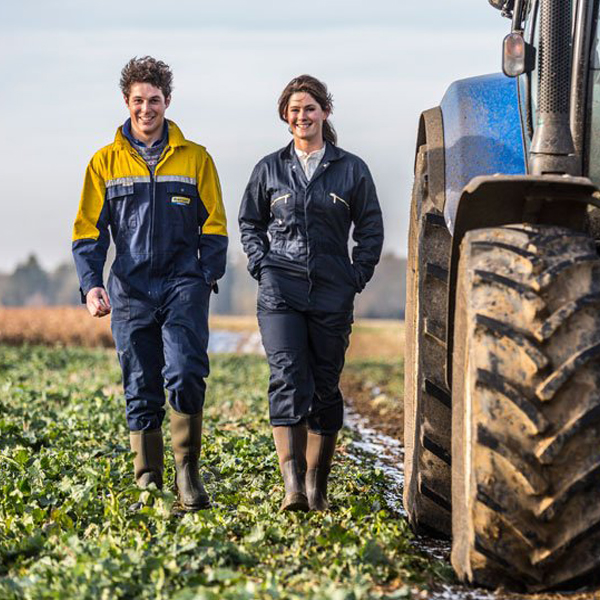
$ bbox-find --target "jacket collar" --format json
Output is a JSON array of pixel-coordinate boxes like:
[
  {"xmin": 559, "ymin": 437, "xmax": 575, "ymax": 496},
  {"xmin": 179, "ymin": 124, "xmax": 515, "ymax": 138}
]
[
  {"xmin": 114, "ymin": 119, "xmax": 188, "ymax": 150},
  {"xmin": 279, "ymin": 140, "xmax": 345, "ymax": 164},
  {"xmin": 122, "ymin": 118, "xmax": 168, "ymax": 148}
]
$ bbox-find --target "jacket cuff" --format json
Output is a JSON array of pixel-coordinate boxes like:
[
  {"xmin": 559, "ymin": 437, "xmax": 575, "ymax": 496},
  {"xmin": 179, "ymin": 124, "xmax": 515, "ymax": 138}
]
[
  {"xmin": 248, "ymin": 261, "xmax": 262, "ymax": 281},
  {"xmin": 199, "ymin": 267, "xmax": 220, "ymax": 293},
  {"xmin": 352, "ymin": 265, "xmax": 369, "ymax": 293},
  {"xmin": 80, "ymin": 281, "xmax": 105, "ymax": 303}
]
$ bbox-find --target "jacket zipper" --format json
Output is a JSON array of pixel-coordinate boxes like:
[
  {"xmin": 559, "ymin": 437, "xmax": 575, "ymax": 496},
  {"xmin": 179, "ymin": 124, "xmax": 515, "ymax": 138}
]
[
  {"xmin": 150, "ymin": 168, "xmax": 156, "ymax": 271},
  {"xmin": 303, "ymin": 160, "xmax": 331, "ymax": 296},
  {"xmin": 151, "ymin": 146, "xmax": 172, "ymax": 272},
  {"xmin": 292, "ymin": 157, "xmax": 332, "ymax": 292},
  {"xmin": 129, "ymin": 146, "xmax": 172, "ymax": 273},
  {"xmin": 329, "ymin": 192, "xmax": 350, "ymax": 210},
  {"xmin": 271, "ymin": 193, "xmax": 291, "ymax": 207}
]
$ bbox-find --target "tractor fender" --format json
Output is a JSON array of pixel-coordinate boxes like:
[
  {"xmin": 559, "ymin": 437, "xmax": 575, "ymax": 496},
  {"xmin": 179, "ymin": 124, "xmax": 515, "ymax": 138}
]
[
  {"xmin": 414, "ymin": 107, "xmax": 446, "ymax": 213},
  {"xmin": 440, "ymin": 73, "xmax": 527, "ymax": 234}
]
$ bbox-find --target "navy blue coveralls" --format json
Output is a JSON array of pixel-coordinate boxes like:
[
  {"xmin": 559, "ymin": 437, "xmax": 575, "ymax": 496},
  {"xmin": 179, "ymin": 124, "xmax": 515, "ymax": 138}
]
[
  {"xmin": 238, "ymin": 141, "xmax": 384, "ymax": 434},
  {"xmin": 73, "ymin": 120, "xmax": 228, "ymax": 431}
]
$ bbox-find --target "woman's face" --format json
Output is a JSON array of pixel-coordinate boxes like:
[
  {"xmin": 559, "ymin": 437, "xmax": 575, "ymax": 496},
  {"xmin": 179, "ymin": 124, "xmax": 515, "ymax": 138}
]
[{"xmin": 285, "ymin": 92, "xmax": 329, "ymax": 146}]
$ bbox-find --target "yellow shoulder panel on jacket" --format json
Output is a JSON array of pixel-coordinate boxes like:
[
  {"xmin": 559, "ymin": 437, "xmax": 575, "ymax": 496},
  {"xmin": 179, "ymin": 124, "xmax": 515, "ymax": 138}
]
[
  {"xmin": 198, "ymin": 151, "xmax": 228, "ymax": 237},
  {"xmin": 73, "ymin": 141, "xmax": 151, "ymax": 241},
  {"xmin": 72, "ymin": 153, "xmax": 107, "ymax": 242}
]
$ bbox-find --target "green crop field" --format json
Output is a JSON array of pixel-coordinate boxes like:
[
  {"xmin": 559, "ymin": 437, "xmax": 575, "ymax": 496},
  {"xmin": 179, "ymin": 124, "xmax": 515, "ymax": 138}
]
[{"xmin": 0, "ymin": 346, "xmax": 448, "ymax": 600}]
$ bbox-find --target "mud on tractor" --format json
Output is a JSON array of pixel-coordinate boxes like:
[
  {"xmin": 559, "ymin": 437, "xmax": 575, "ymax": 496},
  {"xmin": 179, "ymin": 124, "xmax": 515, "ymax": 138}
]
[{"xmin": 404, "ymin": 0, "xmax": 600, "ymax": 590}]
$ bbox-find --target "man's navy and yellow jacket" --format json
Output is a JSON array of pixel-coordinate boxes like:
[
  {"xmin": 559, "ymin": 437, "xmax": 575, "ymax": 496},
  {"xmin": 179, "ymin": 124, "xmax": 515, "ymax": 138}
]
[{"xmin": 72, "ymin": 120, "xmax": 228, "ymax": 304}]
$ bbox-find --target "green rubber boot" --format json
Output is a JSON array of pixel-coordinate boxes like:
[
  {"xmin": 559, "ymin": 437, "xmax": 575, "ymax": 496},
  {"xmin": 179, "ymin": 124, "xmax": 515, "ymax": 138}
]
[
  {"xmin": 170, "ymin": 409, "xmax": 210, "ymax": 510},
  {"xmin": 129, "ymin": 428, "xmax": 164, "ymax": 489},
  {"xmin": 306, "ymin": 431, "xmax": 337, "ymax": 511},
  {"xmin": 272, "ymin": 425, "xmax": 309, "ymax": 512}
]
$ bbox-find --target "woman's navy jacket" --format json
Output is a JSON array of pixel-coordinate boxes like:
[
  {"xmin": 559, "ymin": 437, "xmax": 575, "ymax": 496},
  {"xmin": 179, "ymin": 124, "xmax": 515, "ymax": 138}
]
[{"xmin": 239, "ymin": 141, "xmax": 384, "ymax": 311}]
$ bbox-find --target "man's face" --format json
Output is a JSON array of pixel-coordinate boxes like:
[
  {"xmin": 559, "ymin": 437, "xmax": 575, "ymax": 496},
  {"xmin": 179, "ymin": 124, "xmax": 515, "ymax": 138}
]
[{"xmin": 125, "ymin": 82, "xmax": 170, "ymax": 142}]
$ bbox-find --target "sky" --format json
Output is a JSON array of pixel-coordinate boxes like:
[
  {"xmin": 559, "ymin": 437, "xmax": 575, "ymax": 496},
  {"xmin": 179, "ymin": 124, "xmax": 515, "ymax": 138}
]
[{"xmin": 0, "ymin": 1, "xmax": 509, "ymax": 273}]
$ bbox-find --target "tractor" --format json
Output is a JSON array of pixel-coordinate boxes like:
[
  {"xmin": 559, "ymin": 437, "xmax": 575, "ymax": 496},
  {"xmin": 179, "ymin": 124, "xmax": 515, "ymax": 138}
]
[{"xmin": 404, "ymin": 0, "xmax": 600, "ymax": 590}]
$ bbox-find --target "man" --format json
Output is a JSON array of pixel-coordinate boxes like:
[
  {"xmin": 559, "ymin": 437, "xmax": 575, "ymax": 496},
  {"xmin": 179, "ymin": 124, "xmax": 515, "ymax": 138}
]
[{"xmin": 72, "ymin": 56, "xmax": 228, "ymax": 511}]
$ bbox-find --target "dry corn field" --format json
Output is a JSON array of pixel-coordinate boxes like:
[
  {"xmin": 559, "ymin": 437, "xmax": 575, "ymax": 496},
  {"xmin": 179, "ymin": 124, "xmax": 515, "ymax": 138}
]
[{"xmin": 0, "ymin": 307, "xmax": 403, "ymax": 359}]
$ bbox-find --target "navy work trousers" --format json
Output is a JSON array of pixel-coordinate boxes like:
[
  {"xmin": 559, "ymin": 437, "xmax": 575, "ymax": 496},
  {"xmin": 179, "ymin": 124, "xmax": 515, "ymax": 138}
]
[
  {"xmin": 110, "ymin": 278, "xmax": 211, "ymax": 431},
  {"xmin": 258, "ymin": 297, "xmax": 353, "ymax": 435}
]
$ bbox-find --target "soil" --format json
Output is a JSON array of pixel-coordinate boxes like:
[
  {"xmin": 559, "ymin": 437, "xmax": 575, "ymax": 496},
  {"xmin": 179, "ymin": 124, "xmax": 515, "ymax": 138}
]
[
  {"xmin": 341, "ymin": 370, "xmax": 404, "ymax": 441},
  {"xmin": 347, "ymin": 319, "xmax": 404, "ymax": 360}
]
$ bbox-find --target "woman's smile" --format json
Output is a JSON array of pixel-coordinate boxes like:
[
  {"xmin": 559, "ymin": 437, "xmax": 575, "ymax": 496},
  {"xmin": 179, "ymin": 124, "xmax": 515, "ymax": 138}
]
[{"xmin": 286, "ymin": 91, "xmax": 329, "ymax": 151}]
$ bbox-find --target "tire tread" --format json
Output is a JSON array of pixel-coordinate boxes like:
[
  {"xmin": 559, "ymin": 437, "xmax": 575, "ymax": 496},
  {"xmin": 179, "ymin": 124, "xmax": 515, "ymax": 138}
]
[{"xmin": 451, "ymin": 225, "xmax": 600, "ymax": 590}]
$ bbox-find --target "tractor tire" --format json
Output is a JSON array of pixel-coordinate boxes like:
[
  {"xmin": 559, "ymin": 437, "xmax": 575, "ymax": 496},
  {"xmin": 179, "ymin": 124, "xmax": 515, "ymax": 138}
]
[
  {"xmin": 404, "ymin": 144, "xmax": 452, "ymax": 537},
  {"xmin": 451, "ymin": 224, "xmax": 600, "ymax": 591}
]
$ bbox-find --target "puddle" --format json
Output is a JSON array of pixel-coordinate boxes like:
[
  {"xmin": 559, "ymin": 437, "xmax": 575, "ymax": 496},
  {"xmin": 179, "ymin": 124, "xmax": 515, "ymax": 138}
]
[
  {"xmin": 208, "ymin": 329, "xmax": 264, "ymax": 355},
  {"xmin": 429, "ymin": 587, "xmax": 500, "ymax": 600},
  {"xmin": 208, "ymin": 330, "xmax": 244, "ymax": 353},
  {"xmin": 238, "ymin": 330, "xmax": 264, "ymax": 355}
]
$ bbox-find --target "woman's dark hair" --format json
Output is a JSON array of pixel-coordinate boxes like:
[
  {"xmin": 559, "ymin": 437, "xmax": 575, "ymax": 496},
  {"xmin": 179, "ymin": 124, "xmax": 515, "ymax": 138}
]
[
  {"xmin": 278, "ymin": 74, "xmax": 337, "ymax": 145},
  {"xmin": 120, "ymin": 56, "xmax": 173, "ymax": 100}
]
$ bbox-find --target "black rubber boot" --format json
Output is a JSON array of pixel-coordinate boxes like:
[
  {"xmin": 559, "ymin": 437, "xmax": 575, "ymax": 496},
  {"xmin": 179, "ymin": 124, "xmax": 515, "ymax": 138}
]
[
  {"xmin": 306, "ymin": 431, "xmax": 337, "ymax": 511},
  {"xmin": 129, "ymin": 428, "xmax": 164, "ymax": 489},
  {"xmin": 272, "ymin": 425, "xmax": 309, "ymax": 512},
  {"xmin": 170, "ymin": 409, "xmax": 210, "ymax": 510}
]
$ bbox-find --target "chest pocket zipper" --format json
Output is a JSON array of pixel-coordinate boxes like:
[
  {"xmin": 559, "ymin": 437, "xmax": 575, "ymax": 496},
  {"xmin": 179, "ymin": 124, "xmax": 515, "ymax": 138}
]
[
  {"xmin": 329, "ymin": 193, "xmax": 350, "ymax": 210},
  {"xmin": 271, "ymin": 193, "xmax": 291, "ymax": 208}
]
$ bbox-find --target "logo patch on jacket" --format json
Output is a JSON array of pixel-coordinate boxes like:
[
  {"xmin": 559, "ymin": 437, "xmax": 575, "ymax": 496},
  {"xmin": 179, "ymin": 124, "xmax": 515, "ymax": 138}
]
[{"xmin": 171, "ymin": 196, "xmax": 191, "ymax": 206}]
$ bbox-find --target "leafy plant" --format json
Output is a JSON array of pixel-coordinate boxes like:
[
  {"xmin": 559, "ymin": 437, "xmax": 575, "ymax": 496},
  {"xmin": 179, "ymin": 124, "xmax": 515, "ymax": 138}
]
[{"xmin": 0, "ymin": 346, "xmax": 445, "ymax": 599}]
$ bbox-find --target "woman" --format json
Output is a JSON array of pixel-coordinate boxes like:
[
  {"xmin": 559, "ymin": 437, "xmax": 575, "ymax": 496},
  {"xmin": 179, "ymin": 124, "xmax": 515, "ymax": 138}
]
[{"xmin": 239, "ymin": 75, "xmax": 384, "ymax": 512}]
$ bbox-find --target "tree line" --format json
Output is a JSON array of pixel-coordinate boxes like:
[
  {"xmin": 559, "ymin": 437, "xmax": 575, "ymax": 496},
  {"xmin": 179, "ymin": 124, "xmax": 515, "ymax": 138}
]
[{"xmin": 0, "ymin": 253, "xmax": 406, "ymax": 318}]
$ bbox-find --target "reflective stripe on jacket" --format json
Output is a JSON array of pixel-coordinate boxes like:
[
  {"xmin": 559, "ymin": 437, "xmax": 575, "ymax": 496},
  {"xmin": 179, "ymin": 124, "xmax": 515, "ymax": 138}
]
[
  {"xmin": 238, "ymin": 141, "xmax": 383, "ymax": 293},
  {"xmin": 72, "ymin": 120, "xmax": 228, "ymax": 296}
]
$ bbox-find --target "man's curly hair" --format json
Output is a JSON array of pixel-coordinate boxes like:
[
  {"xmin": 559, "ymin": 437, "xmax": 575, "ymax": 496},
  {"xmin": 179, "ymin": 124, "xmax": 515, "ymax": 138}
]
[{"xmin": 120, "ymin": 56, "xmax": 173, "ymax": 99}]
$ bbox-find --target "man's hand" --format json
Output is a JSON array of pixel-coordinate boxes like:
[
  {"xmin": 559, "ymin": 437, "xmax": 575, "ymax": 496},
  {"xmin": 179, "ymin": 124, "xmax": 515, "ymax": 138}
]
[{"xmin": 86, "ymin": 287, "xmax": 112, "ymax": 318}]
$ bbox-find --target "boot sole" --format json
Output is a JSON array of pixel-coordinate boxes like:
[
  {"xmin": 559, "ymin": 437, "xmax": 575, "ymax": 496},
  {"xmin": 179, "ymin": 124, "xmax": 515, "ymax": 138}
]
[
  {"xmin": 281, "ymin": 493, "xmax": 309, "ymax": 512},
  {"xmin": 179, "ymin": 496, "xmax": 211, "ymax": 511},
  {"xmin": 180, "ymin": 502, "xmax": 211, "ymax": 511}
]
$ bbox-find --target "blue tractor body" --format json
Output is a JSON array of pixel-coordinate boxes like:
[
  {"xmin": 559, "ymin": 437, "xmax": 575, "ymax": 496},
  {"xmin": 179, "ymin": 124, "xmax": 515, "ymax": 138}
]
[{"xmin": 440, "ymin": 73, "xmax": 527, "ymax": 232}]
